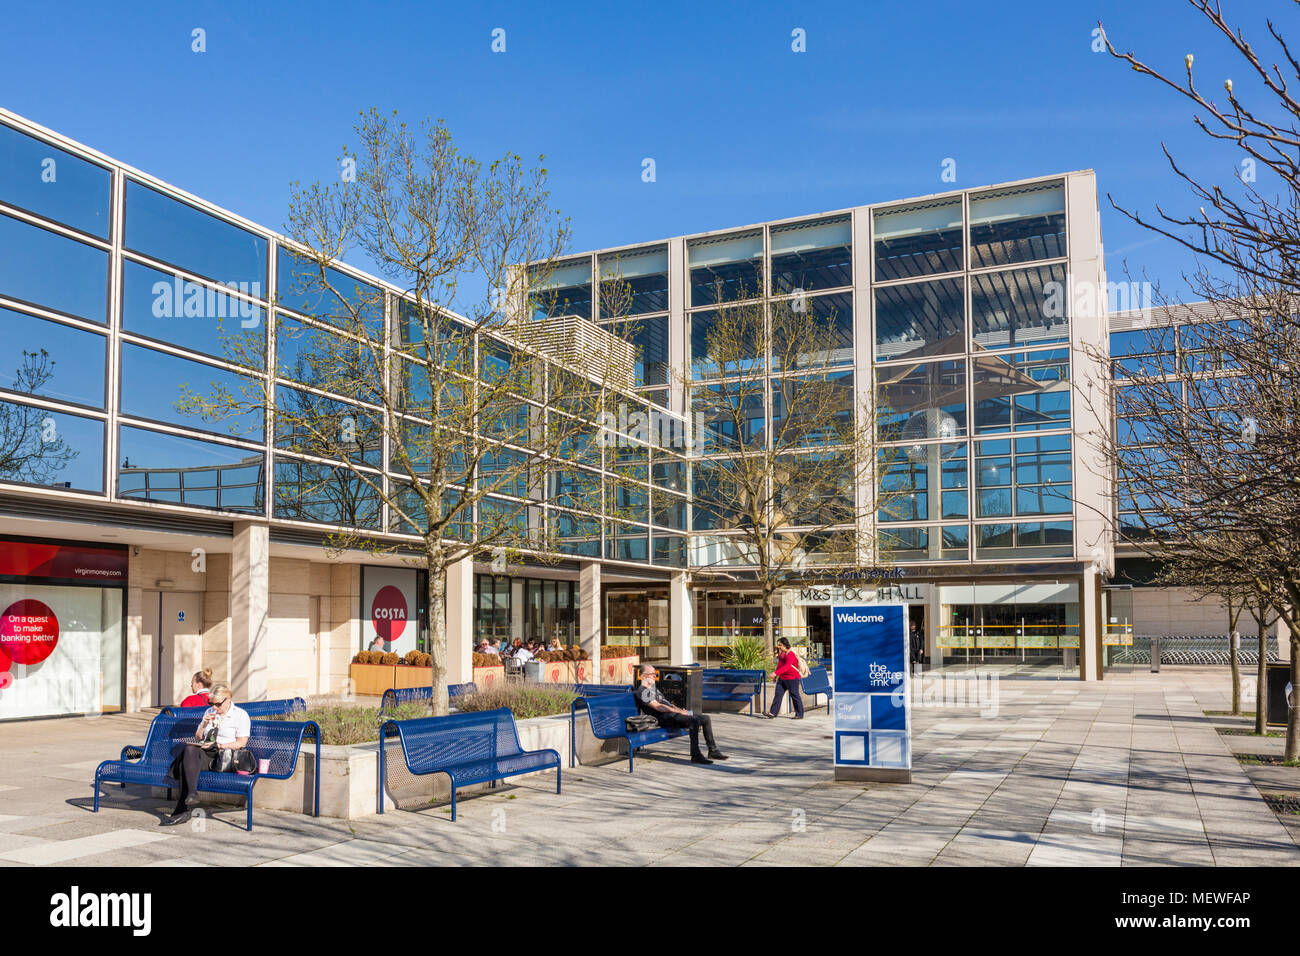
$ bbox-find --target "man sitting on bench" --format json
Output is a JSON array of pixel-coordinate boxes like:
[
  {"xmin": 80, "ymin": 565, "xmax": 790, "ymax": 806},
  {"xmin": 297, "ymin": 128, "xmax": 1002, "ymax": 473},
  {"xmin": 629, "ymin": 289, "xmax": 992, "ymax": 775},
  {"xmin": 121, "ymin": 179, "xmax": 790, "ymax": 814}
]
[{"xmin": 635, "ymin": 666, "xmax": 728, "ymax": 765}]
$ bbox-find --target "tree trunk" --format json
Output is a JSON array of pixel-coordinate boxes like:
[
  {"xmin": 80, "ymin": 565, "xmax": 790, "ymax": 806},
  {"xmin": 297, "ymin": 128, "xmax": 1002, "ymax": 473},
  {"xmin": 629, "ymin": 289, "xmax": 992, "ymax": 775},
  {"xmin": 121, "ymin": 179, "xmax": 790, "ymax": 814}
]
[
  {"xmin": 762, "ymin": 589, "xmax": 775, "ymax": 656},
  {"xmin": 1255, "ymin": 618, "xmax": 1267, "ymax": 736},
  {"xmin": 1230, "ymin": 628, "xmax": 1241, "ymax": 716},
  {"xmin": 426, "ymin": 549, "xmax": 450, "ymax": 718},
  {"xmin": 1288, "ymin": 628, "xmax": 1300, "ymax": 763}
]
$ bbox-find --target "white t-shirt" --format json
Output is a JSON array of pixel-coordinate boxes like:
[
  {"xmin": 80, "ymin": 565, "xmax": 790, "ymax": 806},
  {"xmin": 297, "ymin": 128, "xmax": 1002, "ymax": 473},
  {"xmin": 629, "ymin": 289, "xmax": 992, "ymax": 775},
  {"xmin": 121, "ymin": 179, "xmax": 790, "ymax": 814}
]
[
  {"xmin": 513, "ymin": 647, "xmax": 534, "ymax": 662},
  {"xmin": 199, "ymin": 704, "xmax": 251, "ymax": 745}
]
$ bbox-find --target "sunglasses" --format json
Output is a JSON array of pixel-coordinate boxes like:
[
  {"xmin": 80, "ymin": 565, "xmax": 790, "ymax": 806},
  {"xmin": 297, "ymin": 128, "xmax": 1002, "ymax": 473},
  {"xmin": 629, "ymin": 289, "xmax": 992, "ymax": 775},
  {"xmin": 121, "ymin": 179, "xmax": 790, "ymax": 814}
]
[{"xmin": 211, "ymin": 698, "xmax": 230, "ymax": 707}]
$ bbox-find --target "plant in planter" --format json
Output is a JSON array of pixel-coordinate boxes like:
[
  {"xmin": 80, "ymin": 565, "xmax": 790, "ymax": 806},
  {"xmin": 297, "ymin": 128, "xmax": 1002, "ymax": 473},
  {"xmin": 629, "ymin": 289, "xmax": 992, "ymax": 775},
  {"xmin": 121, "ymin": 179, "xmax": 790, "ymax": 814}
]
[{"xmin": 722, "ymin": 635, "xmax": 773, "ymax": 676}]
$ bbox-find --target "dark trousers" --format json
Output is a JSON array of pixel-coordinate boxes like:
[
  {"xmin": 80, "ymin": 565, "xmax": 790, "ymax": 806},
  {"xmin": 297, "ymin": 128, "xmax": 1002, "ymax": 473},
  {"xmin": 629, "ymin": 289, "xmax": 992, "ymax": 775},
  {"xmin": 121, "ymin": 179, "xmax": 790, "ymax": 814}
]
[
  {"xmin": 657, "ymin": 711, "xmax": 718, "ymax": 756},
  {"xmin": 770, "ymin": 679, "xmax": 805, "ymax": 718},
  {"xmin": 170, "ymin": 742, "xmax": 213, "ymax": 809}
]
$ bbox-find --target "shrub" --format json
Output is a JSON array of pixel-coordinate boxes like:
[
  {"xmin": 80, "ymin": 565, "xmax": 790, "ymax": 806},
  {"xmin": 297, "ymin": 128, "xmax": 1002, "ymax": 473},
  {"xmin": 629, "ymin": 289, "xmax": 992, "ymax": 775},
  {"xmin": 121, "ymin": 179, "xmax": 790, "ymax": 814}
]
[
  {"xmin": 354, "ymin": 650, "xmax": 373, "ymax": 665},
  {"xmin": 600, "ymin": 644, "xmax": 639, "ymax": 659},
  {"xmin": 404, "ymin": 650, "xmax": 421, "ymax": 666},
  {"xmin": 381, "ymin": 652, "xmax": 400, "ymax": 666},
  {"xmin": 453, "ymin": 684, "xmax": 579, "ymax": 721},
  {"xmin": 472, "ymin": 652, "xmax": 501, "ymax": 667},
  {"xmin": 280, "ymin": 697, "xmax": 430, "ymax": 746},
  {"xmin": 417, "ymin": 652, "xmax": 432, "ymax": 667},
  {"xmin": 722, "ymin": 635, "xmax": 773, "ymax": 675}
]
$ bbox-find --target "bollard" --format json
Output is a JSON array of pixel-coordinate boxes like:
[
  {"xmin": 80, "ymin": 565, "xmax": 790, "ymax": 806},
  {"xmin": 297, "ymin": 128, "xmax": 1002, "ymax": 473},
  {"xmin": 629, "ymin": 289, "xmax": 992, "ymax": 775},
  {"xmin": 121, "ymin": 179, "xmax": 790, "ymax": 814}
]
[{"xmin": 1149, "ymin": 634, "xmax": 1160, "ymax": 673}]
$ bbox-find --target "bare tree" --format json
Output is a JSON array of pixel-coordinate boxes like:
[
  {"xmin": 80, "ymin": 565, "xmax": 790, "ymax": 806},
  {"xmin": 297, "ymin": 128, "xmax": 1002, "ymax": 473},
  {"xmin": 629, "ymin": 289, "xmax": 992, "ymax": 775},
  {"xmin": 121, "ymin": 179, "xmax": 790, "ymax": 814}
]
[
  {"xmin": 683, "ymin": 285, "xmax": 899, "ymax": 653},
  {"xmin": 193, "ymin": 112, "xmax": 636, "ymax": 715},
  {"xmin": 1097, "ymin": 1, "xmax": 1300, "ymax": 756}
]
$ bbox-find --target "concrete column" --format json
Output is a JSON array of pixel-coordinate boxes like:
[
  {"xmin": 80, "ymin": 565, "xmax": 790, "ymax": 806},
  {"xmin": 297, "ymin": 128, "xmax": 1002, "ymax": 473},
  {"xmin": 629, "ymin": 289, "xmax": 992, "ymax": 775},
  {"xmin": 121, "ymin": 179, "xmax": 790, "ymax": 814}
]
[
  {"xmin": 580, "ymin": 561, "xmax": 602, "ymax": 676},
  {"xmin": 1080, "ymin": 569, "xmax": 1101, "ymax": 681},
  {"xmin": 670, "ymin": 572, "xmax": 694, "ymax": 664},
  {"xmin": 445, "ymin": 558, "xmax": 474, "ymax": 684},
  {"xmin": 125, "ymin": 545, "xmax": 148, "ymax": 712},
  {"xmin": 230, "ymin": 521, "xmax": 269, "ymax": 701}
]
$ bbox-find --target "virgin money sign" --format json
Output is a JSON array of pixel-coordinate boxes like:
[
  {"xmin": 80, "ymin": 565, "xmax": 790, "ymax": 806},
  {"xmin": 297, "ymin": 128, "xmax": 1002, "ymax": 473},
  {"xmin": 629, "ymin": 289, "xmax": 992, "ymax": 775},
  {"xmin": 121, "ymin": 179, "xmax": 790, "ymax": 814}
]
[
  {"xmin": 362, "ymin": 567, "xmax": 417, "ymax": 657},
  {"xmin": 0, "ymin": 539, "xmax": 127, "ymax": 583}
]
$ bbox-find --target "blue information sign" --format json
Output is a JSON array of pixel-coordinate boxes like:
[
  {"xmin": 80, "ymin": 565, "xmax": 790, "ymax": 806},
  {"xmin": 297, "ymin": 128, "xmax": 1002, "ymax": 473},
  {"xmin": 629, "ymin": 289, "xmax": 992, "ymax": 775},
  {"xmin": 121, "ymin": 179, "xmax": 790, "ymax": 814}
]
[{"xmin": 830, "ymin": 603, "xmax": 910, "ymax": 778}]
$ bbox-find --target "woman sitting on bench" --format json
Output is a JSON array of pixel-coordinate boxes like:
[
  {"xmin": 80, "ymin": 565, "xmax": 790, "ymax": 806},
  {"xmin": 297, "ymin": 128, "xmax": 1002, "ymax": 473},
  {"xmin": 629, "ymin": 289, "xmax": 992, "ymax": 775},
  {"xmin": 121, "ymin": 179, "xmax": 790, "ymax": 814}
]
[{"xmin": 165, "ymin": 683, "xmax": 251, "ymax": 825}]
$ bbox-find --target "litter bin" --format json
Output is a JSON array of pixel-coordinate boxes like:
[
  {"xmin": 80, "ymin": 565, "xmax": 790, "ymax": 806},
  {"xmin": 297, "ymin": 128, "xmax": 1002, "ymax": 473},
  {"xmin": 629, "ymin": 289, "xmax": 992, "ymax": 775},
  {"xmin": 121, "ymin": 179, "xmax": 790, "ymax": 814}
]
[
  {"xmin": 1267, "ymin": 662, "xmax": 1292, "ymax": 726},
  {"xmin": 635, "ymin": 663, "xmax": 703, "ymax": 714},
  {"xmin": 523, "ymin": 659, "xmax": 543, "ymax": 683}
]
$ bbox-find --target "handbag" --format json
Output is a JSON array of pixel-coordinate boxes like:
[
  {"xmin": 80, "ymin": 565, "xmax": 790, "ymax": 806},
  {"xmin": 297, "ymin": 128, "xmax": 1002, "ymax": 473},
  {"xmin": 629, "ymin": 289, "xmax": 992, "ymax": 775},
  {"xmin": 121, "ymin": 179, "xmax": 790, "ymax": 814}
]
[
  {"xmin": 211, "ymin": 747, "xmax": 258, "ymax": 773},
  {"xmin": 797, "ymin": 652, "xmax": 811, "ymax": 679},
  {"xmin": 625, "ymin": 713, "xmax": 659, "ymax": 733}
]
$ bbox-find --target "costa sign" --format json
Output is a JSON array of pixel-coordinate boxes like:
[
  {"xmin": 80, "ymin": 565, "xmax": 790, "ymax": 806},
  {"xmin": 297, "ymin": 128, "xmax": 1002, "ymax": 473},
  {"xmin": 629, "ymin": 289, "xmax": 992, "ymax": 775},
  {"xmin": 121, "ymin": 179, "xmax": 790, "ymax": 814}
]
[
  {"xmin": 362, "ymin": 567, "xmax": 418, "ymax": 655},
  {"xmin": 371, "ymin": 585, "xmax": 408, "ymax": 642}
]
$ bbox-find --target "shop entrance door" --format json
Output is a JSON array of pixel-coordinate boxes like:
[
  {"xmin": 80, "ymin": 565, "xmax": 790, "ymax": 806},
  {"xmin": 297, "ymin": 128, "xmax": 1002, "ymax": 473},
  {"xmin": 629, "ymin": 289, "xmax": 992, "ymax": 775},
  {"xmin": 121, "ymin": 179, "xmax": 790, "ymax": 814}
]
[{"xmin": 145, "ymin": 591, "xmax": 203, "ymax": 707}]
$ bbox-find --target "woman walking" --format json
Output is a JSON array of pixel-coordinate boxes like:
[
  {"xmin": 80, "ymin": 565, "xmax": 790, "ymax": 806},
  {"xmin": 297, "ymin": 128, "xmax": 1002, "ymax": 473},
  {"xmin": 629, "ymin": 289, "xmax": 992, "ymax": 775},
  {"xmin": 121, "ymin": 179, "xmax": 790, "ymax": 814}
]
[{"xmin": 766, "ymin": 638, "xmax": 805, "ymax": 719}]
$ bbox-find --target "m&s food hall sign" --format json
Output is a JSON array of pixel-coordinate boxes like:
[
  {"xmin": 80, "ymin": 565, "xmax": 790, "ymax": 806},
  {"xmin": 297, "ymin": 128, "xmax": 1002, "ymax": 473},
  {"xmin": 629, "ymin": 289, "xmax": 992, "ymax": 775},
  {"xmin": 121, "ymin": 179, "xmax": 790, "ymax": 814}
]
[{"xmin": 796, "ymin": 584, "xmax": 929, "ymax": 606}]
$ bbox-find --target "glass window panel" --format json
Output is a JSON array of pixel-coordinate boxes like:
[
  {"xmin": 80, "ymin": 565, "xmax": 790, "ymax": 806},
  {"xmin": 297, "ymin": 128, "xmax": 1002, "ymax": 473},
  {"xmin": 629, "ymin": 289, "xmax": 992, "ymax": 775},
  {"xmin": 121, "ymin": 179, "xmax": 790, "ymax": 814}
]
[
  {"xmin": 1, "ymin": 308, "xmax": 106, "ymax": 407},
  {"xmin": 775, "ymin": 452, "xmax": 855, "ymax": 525},
  {"xmin": 122, "ymin": 259, "xmax": 265, "ymax": 367},
  {"xmin": 125, "ymin": 180, "xmax": 267, "ymax": 290},
  {"xmin": 690, "ymin": 305, "xmax": 763, "ymax": 379},
  {"xmin": 0, "ymin": 121, "xmax": 111, "ymax": 237},
  {"xmin": 275, "ymin": 386, "xmax": 382, "ymax": 467},
  {"xmin": 276, "ymin": 246, "xmax": 384, "ymax": 339},
  {"xmin": 531, "ymin": 258, "xmax": 592, "ymax": 320},
  {"xmin": 772, "ymin": 292, "xmax": 853, "ymax": 371},
  {"xmin": 606, "ymin": 478, "xmax": 649, "ymax": 524},
  {"xmin": 877, "ymin": 444, "xmax": 967, "ymax": 522},
  {"xmin": 118, "ymin": 425, "xmax": 262, "ymax": 512},
  {"xmin": 599, "ymin": 246, "xmax": 668, "ymax": 316},
  {"xmin": 970, "ymin": 263, "xmax": 1068, "ymax": 350},
  {"xmin": 693, "ymin": 384, "xmax": 766, "ymax": 451},
  {"xmin": 653, "ymin": 533, "xmax": 686, "ymax": 567},
  {"xmin": 969, "ymin": 180, "xmax": 1066, "ymax": 268},
  {"xmin": 119, "ymin": 343, "xmax": 264, "ymax": 440},
  {"xmin": 0, "ymin": 400, "xmax": 102, "ymax": 492},
  {"xmin": 873, "ymin": 196, "xmax": 963, "ymax": 280},
  {"xmin": 276, "ymin": 314, "xmax": 382, "ymax": 406},
  {"xmin": 652, "ymin": 456, "xmax": 686, "ymax": 495},
  {"xmin": 973, "ymin": 348, "xmax": 1070, "ymax": 433},
  {"xmin": 273, "ymin": 457, "xmax": 380, "ymax": 528},
  {"xmin": 771, "ymin": 372, "xmax": 854, "ymax": 448},
  {"xmin": 1110, "ymin": 327, "xmax": 1175, "ymax": 378},
  {"xmin": 0, "ymin": 212, "xmax": 107, "ymax": 321},
  {"xmin": 652, "ymin": 492, "xmax": 687, "ymax": 530},
  {"xmin": 874, "ymin": 277, "xmax": 964, "ymax": 362},
  {"xmin": 689, "ymin": 232, "xmax": 762, "ymax": 306},
  {"xmin": 770, "ymin": 216, "xmax": 851, "ymax": 294},
  {"xmin": 553, "ymin": 509, "xmax": 601, "ymax": 557},
  {"xmin": 548, "ymin": 467, "xmax": 602, "ymax": 510},
  {"xmin": 605, "ymin": 523, "xmax": 648, "ymax": 562},
  {"xmin": 690, "ymin": 459, "xmax": 742, "ymax": 531},
  {"xmin": 879, "ymin": 524, "xmax": 968, "ymax": 562},
  {"xmin": 876, "ymin": 359, "xmax": 967, "ymax": 442}
]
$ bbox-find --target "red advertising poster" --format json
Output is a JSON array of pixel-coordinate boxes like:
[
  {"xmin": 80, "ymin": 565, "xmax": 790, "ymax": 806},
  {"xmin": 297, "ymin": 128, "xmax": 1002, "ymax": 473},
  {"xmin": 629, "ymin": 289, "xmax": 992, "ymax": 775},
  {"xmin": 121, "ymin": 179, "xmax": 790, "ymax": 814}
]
[
  {"xmin": 0, "ymin": 539, "xmax": 128, "ymax": 583},
  {"xmin": 0, "ymin": 599, "xmax": 59, "ymax": 666}
]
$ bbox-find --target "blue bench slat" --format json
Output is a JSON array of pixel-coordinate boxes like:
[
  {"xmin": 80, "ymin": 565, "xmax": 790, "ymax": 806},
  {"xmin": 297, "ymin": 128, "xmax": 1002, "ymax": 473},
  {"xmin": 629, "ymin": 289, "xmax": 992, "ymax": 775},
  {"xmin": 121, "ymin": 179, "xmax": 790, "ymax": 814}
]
[
  {"xmin": 702, "ymin": 668, "xmax": 766, "ymax": 714},
  {"xmin": 379, "ymin": 683, "xmax": 478, "ymax": 715},
  {"xmin": 159, "ymin": 697, "xmax": 306, "ymax": 719},
  {"xmin": 93, "ymin": 714, "xmax": 320, "ymax": 830},
  {"xmin": 378, "ymin": 708, "xmax": 560, "ymax": 820},
  {"xmin": 799, "ymin": 666, "xmax": 833, "ymax": 714}
]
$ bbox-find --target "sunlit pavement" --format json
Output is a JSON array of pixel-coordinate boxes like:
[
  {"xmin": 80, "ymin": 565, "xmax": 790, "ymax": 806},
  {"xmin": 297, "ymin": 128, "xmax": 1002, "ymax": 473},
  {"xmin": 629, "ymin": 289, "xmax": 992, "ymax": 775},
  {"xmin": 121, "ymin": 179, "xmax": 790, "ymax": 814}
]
[{"xmin": 0, "ymin": 666, "xmax": 1294, "ymax": 866}]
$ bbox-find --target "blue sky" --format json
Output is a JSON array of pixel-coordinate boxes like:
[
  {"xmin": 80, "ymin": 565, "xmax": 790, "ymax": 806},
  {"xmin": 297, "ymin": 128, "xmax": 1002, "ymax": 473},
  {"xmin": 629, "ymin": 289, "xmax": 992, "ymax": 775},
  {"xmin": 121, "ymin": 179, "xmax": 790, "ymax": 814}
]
[{"xmin": 2, "ymin": 0, "xmax": 1291, "ymax": 300}]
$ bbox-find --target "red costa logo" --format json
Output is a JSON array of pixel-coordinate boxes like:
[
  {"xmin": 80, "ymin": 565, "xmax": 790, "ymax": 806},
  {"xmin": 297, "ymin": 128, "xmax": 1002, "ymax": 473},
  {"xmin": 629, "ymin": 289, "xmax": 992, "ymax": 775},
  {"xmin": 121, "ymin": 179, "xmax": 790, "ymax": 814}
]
[
  {"xmin": 1, "ymin": 599, "xmax": 60, "ymax": 666},
  {"xmin": 371, "ymin": 585, "xmax": 408, "ymax": 642}
]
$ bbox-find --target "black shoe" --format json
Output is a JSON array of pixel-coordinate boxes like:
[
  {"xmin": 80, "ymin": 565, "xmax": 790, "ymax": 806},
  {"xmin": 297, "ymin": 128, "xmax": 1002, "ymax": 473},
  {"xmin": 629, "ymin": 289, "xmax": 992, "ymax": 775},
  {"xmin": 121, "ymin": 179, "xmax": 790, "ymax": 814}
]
[
  {"xmin": 162, "ymin": 810, "xmax": 189, "ymax": 826},
  {"xmin": 793, "ymin": 715, "xmax": 804, "ymax": 720},
  {"xmin": 708, "ymin": 750, "xmax": 729, "ymax": 760},
  {"xmin": 761, "ymin": 713, "xmax": 776, "ymax": 719},
  {"xmin": 184, "ymin": 794, "xmax": 200, "ymax": 808},
  {"xmin": 690, "ymin": 753, "xmax": 714, "ymax": 765}
]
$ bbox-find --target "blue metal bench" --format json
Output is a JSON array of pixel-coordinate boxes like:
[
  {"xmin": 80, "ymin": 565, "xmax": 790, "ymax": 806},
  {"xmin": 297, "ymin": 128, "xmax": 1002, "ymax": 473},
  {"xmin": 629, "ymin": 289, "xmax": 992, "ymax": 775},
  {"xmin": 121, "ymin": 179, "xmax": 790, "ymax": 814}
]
[
  {"xmin": 571, "ymin": 683, "xmax": 631, "ymax": 697},
  {"xmin": 799, "ymin": 666, "xmax": 833, "ymax": 715},
  {"xmin": 93, "ymin": 715, "xmax": 321, "ymax": 831},
  {"xmin": 569, "ymin": 691, "xmax": 688, "ymax": 772},
  {"xmin": 122, "ymin": 698, "xmax": 308, "ymax": 762},
  {"xmin": 378, "ymin": 708, "xmax": 560, "ymax": 821},
  {"xmin": 379, "ymin": 683, "xmax": 477, "ymax": 715},
  {"xmin": 702, "ymin": 668, "xmax": 767, "ymax": 715}
]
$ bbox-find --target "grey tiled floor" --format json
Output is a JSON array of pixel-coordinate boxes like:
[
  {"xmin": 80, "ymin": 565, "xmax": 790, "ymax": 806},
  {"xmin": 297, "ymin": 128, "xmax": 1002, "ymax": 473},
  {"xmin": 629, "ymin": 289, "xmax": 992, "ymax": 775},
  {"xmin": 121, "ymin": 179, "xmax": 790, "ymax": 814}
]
[{"xmin": 0, "ymin": 666, "xmax": 1296, "ymax": 866}]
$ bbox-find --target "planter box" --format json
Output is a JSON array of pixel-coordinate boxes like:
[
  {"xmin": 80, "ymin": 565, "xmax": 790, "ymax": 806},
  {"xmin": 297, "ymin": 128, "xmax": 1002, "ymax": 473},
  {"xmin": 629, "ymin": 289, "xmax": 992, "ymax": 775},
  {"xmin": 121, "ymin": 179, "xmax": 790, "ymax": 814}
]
[
  {"xmin": 572, "ymin": 659, "xmax": 593, "ymax": 684},
  {"xmin": 394, "ymin": 666, "xmax": 433, "ymax": 689},
  {"xmin": 471, "ymin": 664, "xmax": 505, "ymax": 691},
  {"xmin": 540, "ymin": 660, "xmax": 573, "ymax": 684},
  {"xmin": 601, "ymin": 655, "xmax": 639, "ymax": 684},
  {"xmin": 349, "ymin": 663, "xmax": 396, "ymax": 697}
]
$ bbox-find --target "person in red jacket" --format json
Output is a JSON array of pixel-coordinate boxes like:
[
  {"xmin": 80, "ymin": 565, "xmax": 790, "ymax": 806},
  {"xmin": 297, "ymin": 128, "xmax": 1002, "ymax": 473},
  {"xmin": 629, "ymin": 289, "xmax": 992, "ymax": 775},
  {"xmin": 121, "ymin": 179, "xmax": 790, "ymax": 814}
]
[
  {"xmin": 178, "ymin": 667, "xmax": 214, "ymax": 708},
  {"xmin": 765, "ymin": 638, "xmax": 805, "ymax": 719}
]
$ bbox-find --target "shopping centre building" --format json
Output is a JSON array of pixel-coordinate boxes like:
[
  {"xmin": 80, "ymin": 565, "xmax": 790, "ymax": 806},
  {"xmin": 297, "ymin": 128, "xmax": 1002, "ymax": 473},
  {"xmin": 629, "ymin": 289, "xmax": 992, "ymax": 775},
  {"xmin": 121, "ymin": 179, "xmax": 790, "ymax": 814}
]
[{"xmin": 0, "ymin": 107, "xmax": 1233, "ymax": 720}]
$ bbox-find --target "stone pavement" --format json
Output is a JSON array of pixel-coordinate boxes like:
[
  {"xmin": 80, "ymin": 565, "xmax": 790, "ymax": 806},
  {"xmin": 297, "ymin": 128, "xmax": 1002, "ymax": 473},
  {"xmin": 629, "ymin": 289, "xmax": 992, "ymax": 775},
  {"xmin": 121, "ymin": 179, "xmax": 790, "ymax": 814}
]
[{"xmin": 0, "ymin": 666, "xmax": 1295, "ymax": 866}]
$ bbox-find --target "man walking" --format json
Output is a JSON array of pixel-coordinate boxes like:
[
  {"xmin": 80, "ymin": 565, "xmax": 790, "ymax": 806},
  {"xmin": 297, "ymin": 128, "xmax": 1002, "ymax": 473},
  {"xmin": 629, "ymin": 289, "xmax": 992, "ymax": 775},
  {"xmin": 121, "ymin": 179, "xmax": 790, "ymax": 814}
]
[{"xmin": 635, "ymin": 665, "xmax": 727, "ymax": 764}]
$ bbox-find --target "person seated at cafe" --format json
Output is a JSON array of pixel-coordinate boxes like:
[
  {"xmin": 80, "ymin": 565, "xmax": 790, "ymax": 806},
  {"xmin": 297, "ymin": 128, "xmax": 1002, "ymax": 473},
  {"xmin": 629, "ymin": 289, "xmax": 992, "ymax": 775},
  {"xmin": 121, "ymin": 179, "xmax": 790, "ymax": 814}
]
[
  {"xmin": 482, "ymin": 639, "xmax": 501, "ymax": 657},
  {"xmin": 548, "ymin": 638, "xmax": 563, "ymax": 652},
  {"xmin": 513, "ymin": 641, "xmax": 536, "ymax": 663}
]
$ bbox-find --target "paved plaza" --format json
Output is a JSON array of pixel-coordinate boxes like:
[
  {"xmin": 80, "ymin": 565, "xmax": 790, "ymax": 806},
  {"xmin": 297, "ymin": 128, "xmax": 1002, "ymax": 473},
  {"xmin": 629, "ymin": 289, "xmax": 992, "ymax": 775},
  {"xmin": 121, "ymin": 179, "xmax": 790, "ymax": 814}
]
[{"xmin": 0, "ymin": 666, "xmax": 1296, "ymax": 866}]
